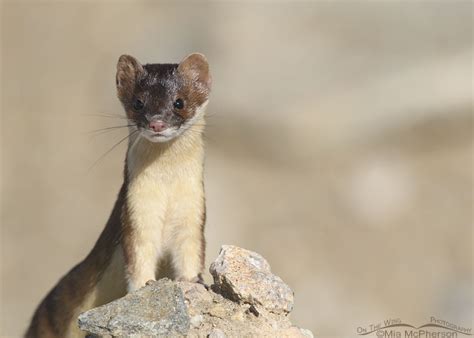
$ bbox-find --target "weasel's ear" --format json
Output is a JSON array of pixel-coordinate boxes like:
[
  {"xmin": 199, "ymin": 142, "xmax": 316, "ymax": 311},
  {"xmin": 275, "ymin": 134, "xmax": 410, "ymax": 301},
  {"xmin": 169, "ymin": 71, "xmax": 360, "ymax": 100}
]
[
  {"xmin": 116, "ymin": 54, "xmax": 143, "ymax": 100},
  {"xmin": 178, "ymin": 53, "xmax": 212, "ymax": 91}
]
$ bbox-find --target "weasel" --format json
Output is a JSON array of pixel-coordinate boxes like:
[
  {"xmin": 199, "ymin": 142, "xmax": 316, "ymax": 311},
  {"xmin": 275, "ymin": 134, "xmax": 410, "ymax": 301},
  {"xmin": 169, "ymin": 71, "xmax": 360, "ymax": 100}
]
[{"xmin": 25, "ymin": 53, "xmax": 211, "ymax": 338}]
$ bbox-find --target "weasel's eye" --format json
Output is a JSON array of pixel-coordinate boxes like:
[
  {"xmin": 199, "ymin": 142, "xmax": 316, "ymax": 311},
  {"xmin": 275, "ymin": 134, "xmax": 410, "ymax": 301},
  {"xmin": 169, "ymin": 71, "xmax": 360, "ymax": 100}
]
[
  {"xmin": 133, "ymin": 99, "xmax": 144, "ymax": 110},
  {"xmin": 173, "ymin": 98, "xmax": 184, "ymax": 110}
]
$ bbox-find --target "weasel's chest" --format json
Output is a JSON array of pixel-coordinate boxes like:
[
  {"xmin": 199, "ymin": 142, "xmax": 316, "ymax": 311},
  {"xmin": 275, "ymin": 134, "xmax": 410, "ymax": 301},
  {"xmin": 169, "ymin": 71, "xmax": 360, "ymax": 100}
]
[
  {"xmin": 126, "ymin": 160, "xmax": 204, "ymax": 235},
  {"xmin": 125, "ymin": 136, "xmax": 205, "ymax": 249}
]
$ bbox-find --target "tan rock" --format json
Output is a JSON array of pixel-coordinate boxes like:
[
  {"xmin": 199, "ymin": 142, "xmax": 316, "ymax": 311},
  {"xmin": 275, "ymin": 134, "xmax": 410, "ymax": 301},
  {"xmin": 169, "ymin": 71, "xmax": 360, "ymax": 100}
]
[{"xmin": 210, "ymin": 245, "xmax": 294, "ymax": 314}]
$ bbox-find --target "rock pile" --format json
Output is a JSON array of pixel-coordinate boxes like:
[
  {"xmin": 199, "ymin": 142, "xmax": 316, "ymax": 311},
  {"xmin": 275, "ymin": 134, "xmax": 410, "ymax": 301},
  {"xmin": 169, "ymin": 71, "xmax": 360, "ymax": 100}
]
[{"xmin": 78, "ymin": 245, "xmax": 313, "ymax": 337}]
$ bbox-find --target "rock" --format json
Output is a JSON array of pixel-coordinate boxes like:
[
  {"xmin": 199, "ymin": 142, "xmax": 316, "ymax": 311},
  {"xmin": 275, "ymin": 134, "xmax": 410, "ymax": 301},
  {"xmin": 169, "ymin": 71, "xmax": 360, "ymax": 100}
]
[
  {"xmin": 189, "ymin": 314, "xmax": 203, "ymax": 328},
  {"xmin": 78, "ymin": 278, "xmax": 189, "ymax": 336},
  {"xmin": 208, "ymin": 328, "xmax": 227, "ymax": 338},
  {"xmin": 279, "ymin": 326, "xmax": 314, "ymax": 337},
  {"xmin": 300, "ymin": 327, "xmax": 315, "ymax": 338},
  {"xmin": 209, "ymin": 245, "xmax": 294, "ymax": 314},
  {"xmin": 78, "ymin": 246, "xmax": 313, "ymax": 337}
]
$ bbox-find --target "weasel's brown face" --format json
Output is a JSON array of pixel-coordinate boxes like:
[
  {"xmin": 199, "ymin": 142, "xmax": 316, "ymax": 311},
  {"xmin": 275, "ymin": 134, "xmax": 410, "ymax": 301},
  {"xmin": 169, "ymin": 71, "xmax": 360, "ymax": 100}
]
[{"xmin": 116, "ymin": 53, "xmax": 211, "ymax": 142}]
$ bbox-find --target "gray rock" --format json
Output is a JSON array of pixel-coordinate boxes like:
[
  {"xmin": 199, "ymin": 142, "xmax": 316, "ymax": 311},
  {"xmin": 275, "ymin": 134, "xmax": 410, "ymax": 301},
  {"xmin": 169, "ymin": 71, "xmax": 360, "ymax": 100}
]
[
  {"xmin": 78, "ymin": 246, "xmax": 312, "ymax": 337},
  {"xmin": 78, "ymin": 278, "xmax": 189, "ymax": 337},
  {"xmin": 209, "ymin": 245, "xmax": 294, "ymax": 314}
]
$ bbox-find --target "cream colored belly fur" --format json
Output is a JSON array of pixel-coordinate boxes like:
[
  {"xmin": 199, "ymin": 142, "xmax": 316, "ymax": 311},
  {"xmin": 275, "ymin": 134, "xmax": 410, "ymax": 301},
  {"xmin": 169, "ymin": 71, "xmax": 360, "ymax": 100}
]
[{"xmin": 126, "ymin": 132, "xmax": 205, "ymax": 291}]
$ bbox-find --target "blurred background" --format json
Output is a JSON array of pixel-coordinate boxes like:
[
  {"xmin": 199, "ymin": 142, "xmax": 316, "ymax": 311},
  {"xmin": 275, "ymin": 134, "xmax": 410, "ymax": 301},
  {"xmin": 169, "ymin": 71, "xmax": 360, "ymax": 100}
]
[{"xmin": 1, "ymin": 1, "xmax": 472, "ymax": 337}]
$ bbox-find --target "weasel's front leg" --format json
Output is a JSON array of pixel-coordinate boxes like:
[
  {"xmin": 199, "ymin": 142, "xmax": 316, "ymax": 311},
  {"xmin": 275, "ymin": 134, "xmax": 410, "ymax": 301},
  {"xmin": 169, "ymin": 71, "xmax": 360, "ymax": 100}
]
[
  {"xmin": 122, "ymin": 177, "xmax": 168, "ymax": 292},
  {"xmin": 171, "ymin": 205, "xmax": 206, "ymax": 283},
  {"xmin": 122, "ymin": 230, "xmax": 162, "ymax": 292},
  {"xmin": 121, "ymin": 204, "xmax": 165, "ymax": 292}
]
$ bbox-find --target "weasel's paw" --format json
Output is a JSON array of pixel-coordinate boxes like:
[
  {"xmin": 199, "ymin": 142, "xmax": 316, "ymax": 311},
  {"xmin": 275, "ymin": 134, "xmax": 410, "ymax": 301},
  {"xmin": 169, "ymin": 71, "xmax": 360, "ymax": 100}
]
[
  {"xmin": 177, "ymin": 274, "xmax": 209, "ymax": 289},
  {"xmin": 191, "ymin": 274, "xmax": 209, "ymax": 290}
]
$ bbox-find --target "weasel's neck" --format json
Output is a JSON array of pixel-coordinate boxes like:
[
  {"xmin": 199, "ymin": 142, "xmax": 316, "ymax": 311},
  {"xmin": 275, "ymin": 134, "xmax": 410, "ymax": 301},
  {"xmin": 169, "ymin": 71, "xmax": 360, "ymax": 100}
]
[{"xmin": 125, "ymin": 120, "xmax": 205, "ymax": 181}]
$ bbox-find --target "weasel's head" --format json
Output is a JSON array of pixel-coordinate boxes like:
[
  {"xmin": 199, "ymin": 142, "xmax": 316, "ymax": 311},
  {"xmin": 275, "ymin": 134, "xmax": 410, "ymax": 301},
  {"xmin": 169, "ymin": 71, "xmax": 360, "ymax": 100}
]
[{"xmin": 116, "ymin": 53, "xmax": 211, "ymax": 143}]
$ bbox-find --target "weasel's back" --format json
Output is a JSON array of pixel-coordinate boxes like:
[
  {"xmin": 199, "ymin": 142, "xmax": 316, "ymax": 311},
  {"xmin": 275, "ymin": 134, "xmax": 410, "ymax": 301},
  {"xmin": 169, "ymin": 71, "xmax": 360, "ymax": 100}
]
[
  {"xmin": 26, "ymin": 247, "xmax": 127, "ymax": 338},
  {"xmin": 26, "ymin": 187, "xmax": 126, "ymax": 338}
]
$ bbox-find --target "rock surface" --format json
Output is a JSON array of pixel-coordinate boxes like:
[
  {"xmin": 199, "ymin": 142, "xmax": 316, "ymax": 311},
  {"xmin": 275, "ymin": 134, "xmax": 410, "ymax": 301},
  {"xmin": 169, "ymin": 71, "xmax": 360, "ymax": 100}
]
[
  {"xmin": 78, "ymin": 246, "xmax": 313, "ymax": 337},
  {"xmin": 210, "ymin": 245, "xmax": 294, "ymax": 314},
  {"xmin": 78, "ymin": 279, "xmax": 189, "ymax": 337}
]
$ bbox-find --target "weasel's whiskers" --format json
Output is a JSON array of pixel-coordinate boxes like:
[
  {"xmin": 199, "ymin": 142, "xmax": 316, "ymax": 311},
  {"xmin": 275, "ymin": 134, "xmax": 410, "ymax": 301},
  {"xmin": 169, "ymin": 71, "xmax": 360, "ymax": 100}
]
[
  {"xmin": 82, "ymin": 114, "xmax": 129, "ymax": 120},
  {"xmin": 185, "ymin": 126, "xmax": 214, "ymax": 144},
  {"xmin": 86, "ymin": 124, "xmax": 136, "ymax": 136},
  {"xmin": 88, "ymin": 129, "xmax": 139, "ymax": 172}
]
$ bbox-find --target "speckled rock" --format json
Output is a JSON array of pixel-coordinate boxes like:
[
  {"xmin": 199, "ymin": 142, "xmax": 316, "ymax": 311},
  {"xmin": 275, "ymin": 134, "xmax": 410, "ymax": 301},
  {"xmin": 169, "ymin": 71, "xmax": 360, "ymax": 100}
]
[
  {"xmin": 179, "ymin": 280, "xmax": 295, "ymax": 337},
  {"xmin": 78, "ymin": 278, "xmax": 189, "ymax": 337},
  {"xmin": 78, "ymin": 246, "xmax": 313, "ymax": 337},
  {"xmin": 209, "ymin": 245, "xmax": 294, "ymax": 314}
]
